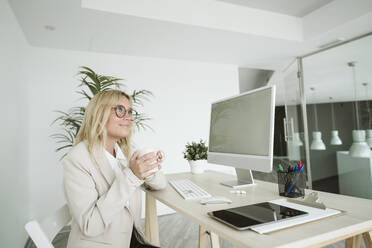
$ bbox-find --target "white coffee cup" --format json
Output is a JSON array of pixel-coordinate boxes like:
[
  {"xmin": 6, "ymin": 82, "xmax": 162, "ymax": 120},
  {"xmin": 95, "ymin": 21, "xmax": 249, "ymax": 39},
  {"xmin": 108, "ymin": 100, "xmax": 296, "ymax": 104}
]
[{"xmin": 138, "ymin": 148, "xmax": 165, "ymax": 177}]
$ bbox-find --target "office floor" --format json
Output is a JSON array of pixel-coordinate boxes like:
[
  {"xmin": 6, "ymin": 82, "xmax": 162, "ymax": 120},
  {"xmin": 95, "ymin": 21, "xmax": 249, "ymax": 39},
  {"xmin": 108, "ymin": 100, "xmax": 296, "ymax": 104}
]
[
  {"xmin": 25, "ymin": 213, "xmax": 366, "ymax": 248},
  {"xmin": 312, "ymin": 175, "xmax": 340, "ymax": 194}
]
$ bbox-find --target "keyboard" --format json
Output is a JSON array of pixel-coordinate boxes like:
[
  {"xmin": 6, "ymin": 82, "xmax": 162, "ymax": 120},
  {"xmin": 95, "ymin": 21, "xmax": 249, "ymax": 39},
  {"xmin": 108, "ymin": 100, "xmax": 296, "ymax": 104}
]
[{"xmin": 169, "ymin": 179, "xmax": 212, "ymax": 200}]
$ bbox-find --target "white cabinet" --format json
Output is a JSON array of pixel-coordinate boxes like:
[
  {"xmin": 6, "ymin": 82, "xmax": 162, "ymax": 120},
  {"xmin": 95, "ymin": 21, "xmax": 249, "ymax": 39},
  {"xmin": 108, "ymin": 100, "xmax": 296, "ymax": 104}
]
[{"xmin": 336, "ymin": 151, "xmax": 372, "ymax": 199}]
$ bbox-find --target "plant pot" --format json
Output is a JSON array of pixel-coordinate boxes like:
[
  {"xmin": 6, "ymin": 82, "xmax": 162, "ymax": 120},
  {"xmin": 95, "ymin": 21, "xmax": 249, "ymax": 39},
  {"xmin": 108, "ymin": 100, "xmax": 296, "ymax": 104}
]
[{"xmin": 188, "ymin": 160, "xmax": 206, "ymax": 174}]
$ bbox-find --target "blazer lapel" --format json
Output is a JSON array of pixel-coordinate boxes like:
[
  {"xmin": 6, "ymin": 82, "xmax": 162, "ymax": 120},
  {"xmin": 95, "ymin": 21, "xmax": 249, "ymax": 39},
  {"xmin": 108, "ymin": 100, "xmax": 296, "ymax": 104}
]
[{"xmin": 92, "ymin": 146, "xmax": 115, "ymax": 186}]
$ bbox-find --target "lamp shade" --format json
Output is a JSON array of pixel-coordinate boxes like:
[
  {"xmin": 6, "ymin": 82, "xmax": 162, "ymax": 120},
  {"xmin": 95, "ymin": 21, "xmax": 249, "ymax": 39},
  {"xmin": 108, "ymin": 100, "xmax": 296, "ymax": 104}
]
[
  {"xmin": 366, "ymin": 129, "xmax": 372, "ymax": 148},
  {"xmin": 293, "ymin": 132, "xmax": 303, "ymax": 146},
  {"xmin": 311, "ymin": 131, "xmax": 326, "ymax": 150},
  {"xmin": 349, "ymin": 130, "xmax": 371, "ymax": 157},
  {"xmin": 330, "ymin": 130, "xmax": 342, "ymax": 145}
]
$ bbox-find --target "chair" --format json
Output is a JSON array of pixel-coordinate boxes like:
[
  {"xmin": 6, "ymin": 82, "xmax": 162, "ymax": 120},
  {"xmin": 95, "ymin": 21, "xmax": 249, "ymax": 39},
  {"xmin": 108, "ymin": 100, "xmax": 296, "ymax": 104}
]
[{"xmin": 25, "ymin": 204, "xmax": 71, "ymax": 248}]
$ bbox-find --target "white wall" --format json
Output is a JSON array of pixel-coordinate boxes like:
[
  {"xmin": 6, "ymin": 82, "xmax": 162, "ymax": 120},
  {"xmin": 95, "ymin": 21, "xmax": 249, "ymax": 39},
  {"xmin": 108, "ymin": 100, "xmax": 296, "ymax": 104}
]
[
  {"xmin": 0, "ymin": 1, "xmax": 30, "ymax": 246},
  {"xmin": 238, "ymin": 67, "xmax": 273, "ymax": 93}
]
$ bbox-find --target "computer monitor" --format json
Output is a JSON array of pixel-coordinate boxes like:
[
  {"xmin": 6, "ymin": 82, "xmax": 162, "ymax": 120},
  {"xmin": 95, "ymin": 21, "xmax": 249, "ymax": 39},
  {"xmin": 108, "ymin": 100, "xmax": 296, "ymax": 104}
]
[{"xmin": 208, "ymin": 85, "xmax": 276, "ymax": 188}]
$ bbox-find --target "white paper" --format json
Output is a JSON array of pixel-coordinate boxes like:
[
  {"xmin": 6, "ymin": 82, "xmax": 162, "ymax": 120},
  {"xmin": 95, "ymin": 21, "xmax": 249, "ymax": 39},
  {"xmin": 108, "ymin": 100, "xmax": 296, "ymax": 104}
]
[{"xmin": 250, "ymin": 198, "xmax": 341, "ymax": 234}]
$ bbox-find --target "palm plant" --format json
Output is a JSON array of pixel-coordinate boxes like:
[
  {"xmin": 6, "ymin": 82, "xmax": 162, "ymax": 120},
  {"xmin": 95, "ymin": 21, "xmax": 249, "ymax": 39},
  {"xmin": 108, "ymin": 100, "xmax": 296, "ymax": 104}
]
[{"xmin": 51, "ymin": 66, "xmax": 153, "ymax": 159}]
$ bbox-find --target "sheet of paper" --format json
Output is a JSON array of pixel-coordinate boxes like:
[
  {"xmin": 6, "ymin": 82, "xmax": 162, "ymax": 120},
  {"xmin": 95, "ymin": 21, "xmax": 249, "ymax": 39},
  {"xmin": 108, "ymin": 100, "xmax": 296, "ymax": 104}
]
[{"xmin": 250, "ymin": 198, "xmax": 341, "ymax": 234}]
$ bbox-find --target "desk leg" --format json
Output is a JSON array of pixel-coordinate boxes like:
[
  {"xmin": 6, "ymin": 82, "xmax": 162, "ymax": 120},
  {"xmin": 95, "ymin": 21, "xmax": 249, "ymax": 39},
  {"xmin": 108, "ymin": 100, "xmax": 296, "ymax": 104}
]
[
  {"xmin": 198, "ymin": 226, "xmax": 220, "ymax": 248},
  {"xmin": 345, "ymin": 234, "xmax": 361, "ymax": 248},
  {"xmin": 363, "ymin": 231, "xmax": 372, "ymax": 248},
  {"xmin": 145, "ymin": 193, "xmax": 160, "ymax": 246},
  {"xmin": 209, "ymin": 232, "xmax": 220, "ymax": 248},
  {"xmin": 198, "ymin": 226, "xmax": 207, "ymax": 248}
]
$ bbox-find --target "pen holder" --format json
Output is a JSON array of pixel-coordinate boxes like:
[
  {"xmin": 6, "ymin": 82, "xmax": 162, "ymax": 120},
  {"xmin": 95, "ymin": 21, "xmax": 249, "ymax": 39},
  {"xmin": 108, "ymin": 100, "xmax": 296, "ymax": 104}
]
[{"xmin": 277, "ymin": 171, "xmax": 305, "ymax": 198}]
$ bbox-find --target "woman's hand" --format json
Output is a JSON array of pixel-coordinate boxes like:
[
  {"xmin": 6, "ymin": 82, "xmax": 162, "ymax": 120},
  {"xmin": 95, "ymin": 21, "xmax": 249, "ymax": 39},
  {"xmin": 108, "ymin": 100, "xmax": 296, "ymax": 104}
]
[
  {"xmin": 129, "ymin": 151, "xmax": 160, "ymax": 180},
  {"xmin": 156, "ymin": 151, "xmax": 164, "ymax": 169}
]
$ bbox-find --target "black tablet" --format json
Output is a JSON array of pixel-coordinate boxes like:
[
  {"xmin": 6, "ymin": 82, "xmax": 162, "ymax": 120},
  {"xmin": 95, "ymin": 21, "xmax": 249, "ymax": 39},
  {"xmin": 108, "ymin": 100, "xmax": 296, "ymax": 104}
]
[{"xmin": 208, "ymin": 202, "xmax": 308, "ymax": 231}]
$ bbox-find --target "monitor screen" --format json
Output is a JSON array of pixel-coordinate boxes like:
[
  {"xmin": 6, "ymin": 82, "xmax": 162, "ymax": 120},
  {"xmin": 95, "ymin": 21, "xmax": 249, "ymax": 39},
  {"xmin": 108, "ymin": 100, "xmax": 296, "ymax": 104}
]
[{"xmin": 209, "ymin": 87, "xmax": 273, "ymax": 157}]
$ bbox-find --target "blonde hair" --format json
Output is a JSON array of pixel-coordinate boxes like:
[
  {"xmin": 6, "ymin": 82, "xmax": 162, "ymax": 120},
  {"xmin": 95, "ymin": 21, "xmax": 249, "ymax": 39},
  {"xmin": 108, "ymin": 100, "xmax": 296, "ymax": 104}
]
[{"xmin": 74, "ymin": 90, "xmax": 132, "ymax": 159}]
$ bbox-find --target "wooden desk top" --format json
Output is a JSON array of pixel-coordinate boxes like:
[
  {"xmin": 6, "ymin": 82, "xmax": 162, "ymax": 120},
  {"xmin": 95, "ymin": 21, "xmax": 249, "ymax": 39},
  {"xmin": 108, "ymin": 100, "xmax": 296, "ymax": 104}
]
[{"xmin": 144, "ymin": 170, "xmax": 372, "ymax": 248}]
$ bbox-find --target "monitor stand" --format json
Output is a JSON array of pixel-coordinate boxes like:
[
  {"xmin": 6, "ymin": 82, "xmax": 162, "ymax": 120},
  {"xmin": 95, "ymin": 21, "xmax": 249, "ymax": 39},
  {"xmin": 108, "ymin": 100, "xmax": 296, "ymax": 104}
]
[{"xmin": 221, "ymin": 168, "xmax": 256, "ymax": 189}]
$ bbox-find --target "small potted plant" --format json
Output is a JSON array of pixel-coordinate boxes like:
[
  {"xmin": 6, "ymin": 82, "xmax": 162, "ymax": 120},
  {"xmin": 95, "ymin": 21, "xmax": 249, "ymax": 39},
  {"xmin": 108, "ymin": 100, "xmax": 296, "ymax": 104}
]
[{"xmin": 183, "ymin": 140, "xmax": 208, "ymax": 174}]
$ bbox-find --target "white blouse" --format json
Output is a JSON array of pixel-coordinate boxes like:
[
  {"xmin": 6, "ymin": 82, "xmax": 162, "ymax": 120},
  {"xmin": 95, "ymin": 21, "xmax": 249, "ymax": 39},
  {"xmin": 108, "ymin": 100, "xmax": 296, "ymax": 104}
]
[{"xmin": 104, "ymin": 143, "xmax": 127, "ymax": 173}]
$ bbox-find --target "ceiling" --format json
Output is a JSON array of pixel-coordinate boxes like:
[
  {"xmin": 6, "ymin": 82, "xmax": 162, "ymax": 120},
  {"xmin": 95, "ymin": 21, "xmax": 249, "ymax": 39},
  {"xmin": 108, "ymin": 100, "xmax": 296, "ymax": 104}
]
[
  {"xmin": 303, "ymin": 34, "xmax": 372, "ymax": 103},
  {"xmin": 275, "ymin": 34, "xmax": 372, "ymax": 105},
  {"xmin": 7, "ymin": 0, "xmax": 372, "ymax": 70},
  {"xmin": 217, "ymin": 0, "xmax": 334, "ymax": 17}
]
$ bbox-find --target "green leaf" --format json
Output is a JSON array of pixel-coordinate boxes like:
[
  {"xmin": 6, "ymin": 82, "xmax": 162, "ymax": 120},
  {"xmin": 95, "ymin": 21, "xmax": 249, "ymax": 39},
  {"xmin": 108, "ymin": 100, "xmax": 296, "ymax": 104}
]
[
  {"xmin": 56, "ymin": 144, "xmax": 73, "ymax": 152},
  {"xmin": 52, "ymin": 66, "xmax": 154, "ymax": 160},
  {"xmin": 183, "ymin": 139, "xmax": 208, "ymax": 161}
]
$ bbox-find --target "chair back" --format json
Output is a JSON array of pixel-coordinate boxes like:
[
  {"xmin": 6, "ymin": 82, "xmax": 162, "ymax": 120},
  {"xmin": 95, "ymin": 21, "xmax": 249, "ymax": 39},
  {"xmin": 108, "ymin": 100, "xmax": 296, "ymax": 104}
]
[{"xmin": 25, "ymin": 204, "xmax": 71, "ymax": 248}]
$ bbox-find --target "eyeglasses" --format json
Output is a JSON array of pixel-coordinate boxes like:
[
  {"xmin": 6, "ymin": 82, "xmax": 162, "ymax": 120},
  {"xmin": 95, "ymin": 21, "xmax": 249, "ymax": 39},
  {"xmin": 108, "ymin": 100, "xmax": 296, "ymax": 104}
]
[{"xmin": 113, "ymin": 105, "xmax": 134, "ymax": 119}]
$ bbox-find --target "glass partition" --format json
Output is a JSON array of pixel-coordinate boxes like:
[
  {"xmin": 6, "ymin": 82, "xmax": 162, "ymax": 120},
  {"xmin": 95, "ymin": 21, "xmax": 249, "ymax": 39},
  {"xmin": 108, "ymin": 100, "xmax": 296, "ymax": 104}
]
[
  {"xmin": 252, "ymin": 60, "xmax": 309, "ymax": 185},
  {"xmin": 275, "ymin": 60, "xmax": 308, "ymax": 184},
  {"xmin": 301, "ymin": 33, "xmax": 372, "ymax": 199}
]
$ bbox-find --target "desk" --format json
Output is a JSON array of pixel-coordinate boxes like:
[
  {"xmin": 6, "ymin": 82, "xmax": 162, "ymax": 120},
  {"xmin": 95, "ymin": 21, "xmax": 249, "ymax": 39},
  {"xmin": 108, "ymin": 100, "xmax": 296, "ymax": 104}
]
[{"xmin": 143, "ymin": 170, "xmax": 372, "ymax": 248}]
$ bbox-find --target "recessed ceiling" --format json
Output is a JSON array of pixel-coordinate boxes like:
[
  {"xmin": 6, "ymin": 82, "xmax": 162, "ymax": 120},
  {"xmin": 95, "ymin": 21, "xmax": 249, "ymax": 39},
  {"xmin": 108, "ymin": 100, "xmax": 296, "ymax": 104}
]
[
  {"xmin": 7, "ymin": 0, "xmax": 372, "ymax": 70},
  {"xmin": 217, "ymin": 0, "xmax": 334, "ymax": 17}
]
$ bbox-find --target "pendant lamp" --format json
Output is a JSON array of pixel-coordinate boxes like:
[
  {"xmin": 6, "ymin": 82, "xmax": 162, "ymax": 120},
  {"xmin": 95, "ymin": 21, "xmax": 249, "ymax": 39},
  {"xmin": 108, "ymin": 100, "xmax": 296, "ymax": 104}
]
[
  {"xmin": 350, "ymin": 130, "xmax": 370, "ymax": 157},
  {"xmin": 310, "ymin": 102, "xmax": 326, "ymax": 150},
  {"xmin": 293, "ymin": 132, "xmax": 303, "ymax": 146},
  {"xmin": 329, "ymin": 98, "xmax": 342, "ymax": 145},
  {"xmin": 348, "ymin": 62, "xmax": 370, "ymax": 157}
]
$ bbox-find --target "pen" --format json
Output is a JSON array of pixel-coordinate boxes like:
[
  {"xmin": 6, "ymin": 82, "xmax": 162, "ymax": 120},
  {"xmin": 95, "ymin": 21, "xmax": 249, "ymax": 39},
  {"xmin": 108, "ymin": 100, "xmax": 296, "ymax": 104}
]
[
  {"xmin": 286, "ymin": 164, "xmax": 303, "ymax": 195},
  {"xmin": 297, "ymin": 160, "xmax": 302, "ymax": 170},
  {"xmin": 286, "ymin": 183, "xmax": 295, "ymax": 194}
]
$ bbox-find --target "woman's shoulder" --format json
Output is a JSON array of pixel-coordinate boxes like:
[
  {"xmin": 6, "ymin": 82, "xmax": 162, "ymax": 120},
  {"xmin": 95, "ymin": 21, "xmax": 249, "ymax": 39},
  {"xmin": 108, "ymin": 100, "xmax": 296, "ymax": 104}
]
[
  {"xmin": 66, "ymin": 141, "xmax": 90, "ymax": 159},
  {"xmin": 62, "ymin": 142, "xmax": 93, "ymax": 170},
  {"xmin": 62, "ymin": 142, "xmax": 97, "ymax": 176}
]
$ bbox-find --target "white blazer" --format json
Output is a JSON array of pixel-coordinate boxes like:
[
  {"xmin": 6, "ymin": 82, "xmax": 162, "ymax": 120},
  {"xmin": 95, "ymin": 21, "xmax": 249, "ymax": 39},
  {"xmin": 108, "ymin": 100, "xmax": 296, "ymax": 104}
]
[{"xmin": 63, "ymin": 141, "xmax": 167, "ymax": 248}]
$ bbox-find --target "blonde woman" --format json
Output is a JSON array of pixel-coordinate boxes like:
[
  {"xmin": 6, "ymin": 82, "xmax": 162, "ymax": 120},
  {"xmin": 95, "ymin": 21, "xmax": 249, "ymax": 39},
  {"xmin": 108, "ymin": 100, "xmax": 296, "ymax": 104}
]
[{"xmin": 63, "ymin": 90, "xmax": 166, "ymax": 248}]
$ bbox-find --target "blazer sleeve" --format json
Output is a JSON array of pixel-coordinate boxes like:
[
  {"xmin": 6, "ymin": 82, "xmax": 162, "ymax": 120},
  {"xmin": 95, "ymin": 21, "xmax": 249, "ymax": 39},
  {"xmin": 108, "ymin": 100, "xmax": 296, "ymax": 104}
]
[
  {"xmin": 144, "ymin": 170, "xmax": 167, "ymax": 190},
  {"xmin": 63, "ymin": 155, "xmax": 143, "ymax": 237}
]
